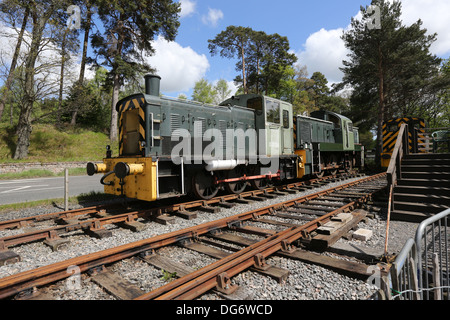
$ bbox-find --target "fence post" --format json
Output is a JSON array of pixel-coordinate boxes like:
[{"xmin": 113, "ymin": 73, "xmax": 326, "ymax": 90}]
[
  {"xmin": 64, "ymin": 168, "xmax": 69, "ymax": 211},
  {"xmin": 408, "ymin": 257, "xmax": 420, "ymax": 300},
  {"xmin": 390, "ymin": 263, "xmax": 400, "ymax": 299},
  {"xmin": 380, "ymin": 275, "xmax": 392, "ymax": 300},
  {"xmin": 432, "ymin": 253, "xmax": 442, "ymax": 300}
]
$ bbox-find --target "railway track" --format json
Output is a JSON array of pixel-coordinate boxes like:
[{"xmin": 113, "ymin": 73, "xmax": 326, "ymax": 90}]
[
  {"xmin": 0, "ymin": 172, "xmax": 355, "ymax": 231},
  {"xmin": 0, "ymin": 173, "xmax": 387, "ymax": 300},
  {"xmin": 0, "ymin": 172, "xmax": 361, "ymax": 257}
]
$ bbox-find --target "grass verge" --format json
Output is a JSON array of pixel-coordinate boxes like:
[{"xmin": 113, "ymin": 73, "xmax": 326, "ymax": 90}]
[
  {"xmin": 0, "ymin": 124, "xmax": 117, "ymax": 163},
  {"xmin": 0, "ymin": 168, "xmax": 87, "ymax": 180},
  {"xmin": 0, "ymin": 191, "xmax": 117, "ymax": 213}
]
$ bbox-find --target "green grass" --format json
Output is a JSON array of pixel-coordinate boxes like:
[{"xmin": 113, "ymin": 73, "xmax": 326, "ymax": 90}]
[
  {"xmin": 0, "ymin": 124, "xmax": 118, "ymax": 163},
  {"xmin": 0, "ymin": 191, "xmax": 117, "ymax": 213},
  {"xmin": 0, "ymin": 167, "xmax": 87, "ymax": 180},
  {"xmin": 0, "ymin": 124, "xmax": 121, "ymax": 211}
]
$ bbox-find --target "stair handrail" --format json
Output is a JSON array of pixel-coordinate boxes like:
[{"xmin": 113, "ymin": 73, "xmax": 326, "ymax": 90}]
[
  {"xmin": 384, "ymin": 123, "xmax": 409, "ymax": 258},
  {"xmin": 387, "ymin": 123, "xmax": 409, "ymax": 187}
]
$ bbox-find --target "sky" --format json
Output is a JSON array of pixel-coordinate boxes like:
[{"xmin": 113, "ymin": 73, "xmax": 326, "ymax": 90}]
[
  {"xmin": 1, "ymin": 0, "xmax": 450, "ymax": 100},
  {"xmin": 145, "ymin": 0, "xmax": 450, "ymax": 98}
]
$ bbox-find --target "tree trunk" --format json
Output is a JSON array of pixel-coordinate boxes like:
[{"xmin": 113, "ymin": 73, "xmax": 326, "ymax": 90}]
[
  {"xmin": 14, "ymin": 107, "xmax": 33, "ymax": 159},
  {"xmin": 376, "ymin": 44, "xmax": 385, "ymax": 166},
  {"xmin": 240, "ymin": 43, "xmax": 247, "ymax": 94},
  {"xmin": 13, "ymin": 5, "xmax": 49, "ymax": 159},
  {"xmin": 78, "ymin": 4, "xmax": 91, "ymax": 85},
  {"xmin": 0, "ymin": 6, "xmax": 30, "ymax": 121},
  {"xmin": 109, "ymin": 19, "xmax": 124, "ymax": 143},
  {"xmin": 57, "ymin": 29, "xmax": 69, "ymax": 126},
  {"xmin": 109, "ymin": 71, "xmax": 120, "ymax": 142},
  {"xmin": 71, "ymin": 3, "xmax": 92, "ymax": 126}
]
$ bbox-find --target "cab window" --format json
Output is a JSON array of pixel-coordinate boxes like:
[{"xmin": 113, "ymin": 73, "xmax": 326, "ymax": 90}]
[
  {"xmin": 266, "ymin": 99, "xmax": 280, "ymax": 124},
  {"xmin": 247, "ymin": 97, "xmax": 263, "ymax": 111},
  {"xmin": 283, "ymin": 110, "xmax": 289, "ymax": 128},
  {"xmin": 329, "ymin": 114, "xmax": 341, "ymax": 128}
]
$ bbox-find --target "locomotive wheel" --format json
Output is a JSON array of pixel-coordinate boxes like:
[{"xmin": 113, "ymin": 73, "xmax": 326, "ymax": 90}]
[
  {"xmin": 192, "ymin": 170, "xmax": 219, "ymax": 200},
  {"xmin": 250, "ymin": 177, "xmax": 273, "ymax": 190},
  {"xmin": 329, "ymin": 155, "xmax": 338, "ymax": 176},
  {"xmin": 224, "ymin": 167, "xmax": 247, "ymax": 194},
  {"xmin": 314, "ymin": 171, "xmax": 324, "ymax": 179}
]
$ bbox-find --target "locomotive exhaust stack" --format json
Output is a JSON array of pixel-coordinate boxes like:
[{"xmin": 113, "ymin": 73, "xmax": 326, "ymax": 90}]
[{"xmin": 144, "ymin": 74, "xmax": 161, "ymax": 97}]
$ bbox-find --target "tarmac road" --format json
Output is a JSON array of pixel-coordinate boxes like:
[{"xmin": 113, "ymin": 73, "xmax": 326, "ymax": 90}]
[{"xmin": 0, "ymin": 175, "xmax": 104, "ymax": 205}]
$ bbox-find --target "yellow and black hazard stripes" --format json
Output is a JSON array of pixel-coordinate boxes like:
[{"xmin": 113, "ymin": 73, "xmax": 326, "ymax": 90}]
[
  {"xmin": 117, "ymin": 95, "xmax": 146, "ymax": 156},
  {"xmin": 381, "ymin": 117, "xmax": 426, "ymax": 167},
  {"xmin": 382, "ymin": 125, "xmax": 398, "ymax": 154},
  {"xmin": 416, "ymin": 119, "xmax": 427, "ymax": 153}
]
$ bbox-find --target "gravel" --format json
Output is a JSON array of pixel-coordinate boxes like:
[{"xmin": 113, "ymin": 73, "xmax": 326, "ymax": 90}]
[{"xmin": 0, "ymin": 176, "xmax": 421, "ymax": 300}]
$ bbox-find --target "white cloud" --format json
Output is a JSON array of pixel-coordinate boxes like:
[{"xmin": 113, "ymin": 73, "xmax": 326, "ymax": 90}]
[
  {"xmin": 179, "ymin": 0, "xmax": 196, "ymax": 18},
  {"xmin": 399, "ymin": 0, "xmax": 450, "ymax": 56},
  {"xmin": 296, "ymin": 28, "xmax": 349, "ymax": 84},
  {"xmin": 295, "ymin": 0, "xmax": 450, "ymax": 86},
  {"xmin": 0, "ymin": 21, "xmax": 82, "ymax": 96},
  {"xmin": 145, "ymin": 36, "xmax": 210, "ymax": 93},
  {"xmin": 201, "ymin": 8, "xmax": 224, "ymax": 27}
]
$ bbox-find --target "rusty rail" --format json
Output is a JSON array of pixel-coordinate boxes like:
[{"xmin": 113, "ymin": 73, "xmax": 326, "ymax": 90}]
[
  {"xmin": 0, "ymin": 173, "xmax": 358, "ymax": 249},
  {"xmin": 0, "ymin": 172, "xmax": 352, "ymax": 232},
  {"xmin": 0, "ymin": 173, "xmax": 385, "ymax": 300},
  {"xmin": 136, "ymin": 201, "xmax": 362, "ymax": 300},
  {"xmin": 0, "ymin": 205, "xmax": 113, "ymax": 231}
]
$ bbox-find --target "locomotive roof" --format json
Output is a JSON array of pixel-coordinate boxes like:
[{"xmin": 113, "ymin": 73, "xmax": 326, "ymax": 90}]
[
  {"xmin": 116, "ymin": 92, "xmax": 254, "ymax": 113},
  {"xmin": 296, "ymin": 114, "xmax": 333, "ymax": 125},
  {"xmin": 310, "ymin": 110, "xmax": 352, "ymax": 123}
]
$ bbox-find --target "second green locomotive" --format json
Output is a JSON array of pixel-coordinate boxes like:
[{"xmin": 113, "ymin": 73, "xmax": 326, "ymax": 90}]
[{"xmin": 87, "ymin": 74, "xmax": 364, "ymax": 201}]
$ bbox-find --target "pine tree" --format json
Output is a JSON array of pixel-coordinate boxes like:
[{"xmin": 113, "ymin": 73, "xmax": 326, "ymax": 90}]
[
  {"xmin": 340, "ymin": 0, "xmax": 442, "ymax": 164},
  {"xmin": 91, "ymin": 0, "xmax": 180, "ymax": 141},
  {"xmin": 208, "ymin": 26, "xmax": 253, "ymax": 94}
]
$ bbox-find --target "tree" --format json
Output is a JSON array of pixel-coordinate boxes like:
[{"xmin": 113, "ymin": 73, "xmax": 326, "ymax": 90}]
[
  {"xmin": 257, "ymin": 33, "xmax": 297, "ymax": 95},
  {"xmin": 340, "ymin": 0, "xmax": 443, "ymax": 164},
  {"xmin": 309, "ymin": 72, "xmax": 329, "ymax": 107},
  {"xmin": 0, "ymin": 0, "xmax": 30, "ymax": 122},
  {"xmin": 214, "ymin": 79, "xmax": 232, "ymax": 104},
  {"xmin": 91, "ymin": 0, "xmax": 180, "ymax": 141},
  {"xmin": 208, "ymin": 26, "xmax": 253, "ymax": 94},
  {"xmin": 291, "ymin": 65, "xmax": 314, "ymax": 115},
  {"xmin": 192, "ymin": 78, "xmax": 217, "ymax": 104},
  {"xmin": 71, "ymin": 0, "xmax": 95, "ymax": 125},
  {"xmin": 55, "ymin": 18, "xmax": 80, "ymax": 126},
  {"xmin": 209, "ymin": 27, "xmax": 297, "ymax": 97},
  {"xmin": 177, "ymin": 93, "xmax": 187, "ymax": 100},
  {"xmin": 13, "ymin": 0, "xmax": 69, "ymax": 159},
  {"xmin": 64, "ymin": 67, "xmax": 111, "ymax": 131},
  {"xmin": 427, "ymin": 58, "xmax": 450, "ymax": 128}
]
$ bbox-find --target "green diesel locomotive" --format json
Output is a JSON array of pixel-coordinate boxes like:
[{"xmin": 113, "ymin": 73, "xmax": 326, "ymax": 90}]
[{"xmin": 87, "ymin": 74, "xmax": 364, "ymax": 201}]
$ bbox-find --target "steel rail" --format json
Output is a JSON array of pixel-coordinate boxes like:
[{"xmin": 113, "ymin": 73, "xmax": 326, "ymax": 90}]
[
  {"xmin": 0, "ymin": 173, "xmax": 385, "ymax": 300},
  {"xmin": 0, "ymin": 172, "xmax": 350, "ymax": 232},
  {"xmin": 0, "ymin": 173, "xmax": 359, "ymax": 248},
  {"xmin": 0, "ymin": 205, "xmax": 110, "ymax": 231},
  {"xmin": 136, "ymin": 196, "xmax": 371, "ymax": 300}
]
